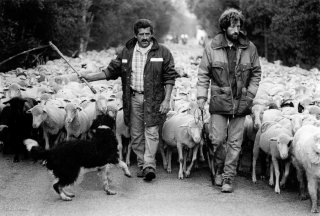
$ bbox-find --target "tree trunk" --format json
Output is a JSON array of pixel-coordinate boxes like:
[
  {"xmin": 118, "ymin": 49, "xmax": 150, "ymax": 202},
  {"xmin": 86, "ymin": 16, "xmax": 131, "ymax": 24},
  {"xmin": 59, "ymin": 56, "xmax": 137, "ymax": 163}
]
[
  {"xmin": 79, "ymin": 0, "xmax": 93, "ymax": 54},
  {"xmin": 264, "ymin": 19, "xmax": 268, "ymax": 60}
]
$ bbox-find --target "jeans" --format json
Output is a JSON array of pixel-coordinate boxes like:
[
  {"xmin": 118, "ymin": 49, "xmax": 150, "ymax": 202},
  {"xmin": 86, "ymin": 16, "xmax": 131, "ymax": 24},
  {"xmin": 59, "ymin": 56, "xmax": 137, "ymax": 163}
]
[
  {"xmin": 130, "ymin": 93, "xmax": 159, "ymax": 170},
  {"xmin": 208, "ymin": 114, "xmax": 245, "ymax": 180}
]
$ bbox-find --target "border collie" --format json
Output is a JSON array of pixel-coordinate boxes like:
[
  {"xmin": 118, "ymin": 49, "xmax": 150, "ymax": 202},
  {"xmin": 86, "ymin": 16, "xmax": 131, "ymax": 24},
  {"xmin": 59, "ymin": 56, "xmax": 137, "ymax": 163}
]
[{"xmin": 24, "ymin": 125, "xmax": 131, "ymax": 201}]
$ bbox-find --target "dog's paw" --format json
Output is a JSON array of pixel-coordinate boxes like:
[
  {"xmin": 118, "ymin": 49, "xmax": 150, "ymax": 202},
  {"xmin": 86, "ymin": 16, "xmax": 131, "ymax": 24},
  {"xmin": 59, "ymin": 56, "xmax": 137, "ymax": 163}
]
[
  {"xmin": 62, "ymin": 189, "xmax": 75, "ymax": 198},
  {"xmin": 106, "ymin": 189, "xmax": 117, "ymax": 195},
  {"xmin": 60, "ymin": 192, "xmax": 73, "ymax": 201}
]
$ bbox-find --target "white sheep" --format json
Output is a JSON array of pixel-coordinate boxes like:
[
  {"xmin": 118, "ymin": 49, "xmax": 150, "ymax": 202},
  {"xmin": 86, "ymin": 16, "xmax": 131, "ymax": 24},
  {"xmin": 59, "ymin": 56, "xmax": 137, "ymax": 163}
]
[
  {"xmin": 252, "ymin": 121, "xmax": 293, "ymax": 194},
  {"xmin": 291, "ymin": 124, "xmax": 320, "ymax": 213},
  {"xmin": 27, "ymin": 104, "xmax": 66, "ymax": 149}
]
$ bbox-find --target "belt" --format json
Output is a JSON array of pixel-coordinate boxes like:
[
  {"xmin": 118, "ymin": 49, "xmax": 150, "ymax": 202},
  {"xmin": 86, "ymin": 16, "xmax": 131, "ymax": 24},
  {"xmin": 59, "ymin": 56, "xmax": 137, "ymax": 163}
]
[{"xmin": 131, "ymin": 88, "xmax": 144, "ymax": 94}]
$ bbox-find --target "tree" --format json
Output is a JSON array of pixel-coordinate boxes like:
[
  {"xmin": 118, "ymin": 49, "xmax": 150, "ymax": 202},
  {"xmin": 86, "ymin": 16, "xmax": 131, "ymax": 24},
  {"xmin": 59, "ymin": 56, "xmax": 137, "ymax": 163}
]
[{"xmin": 269, "ymin": 0, "xmax": 320, "ymax": 69}]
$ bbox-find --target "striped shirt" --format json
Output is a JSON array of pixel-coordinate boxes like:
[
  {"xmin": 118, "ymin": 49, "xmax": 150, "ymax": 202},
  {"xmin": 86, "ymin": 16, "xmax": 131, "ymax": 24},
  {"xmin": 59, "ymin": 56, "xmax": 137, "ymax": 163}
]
[{"xmin": 131, "ymin": 42, "xmax": 153, "ymax": 92}]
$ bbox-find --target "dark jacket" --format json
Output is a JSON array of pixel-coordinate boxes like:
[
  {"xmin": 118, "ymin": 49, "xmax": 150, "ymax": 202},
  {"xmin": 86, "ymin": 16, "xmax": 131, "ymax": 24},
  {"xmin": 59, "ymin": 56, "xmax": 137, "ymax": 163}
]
[
  {"xmin": 103, "ymin": 37, "xmax": 177, "ymax": 127},
  {"xmin": 197, "ymin": 32, "xmax": 261, "ymax": 116}
]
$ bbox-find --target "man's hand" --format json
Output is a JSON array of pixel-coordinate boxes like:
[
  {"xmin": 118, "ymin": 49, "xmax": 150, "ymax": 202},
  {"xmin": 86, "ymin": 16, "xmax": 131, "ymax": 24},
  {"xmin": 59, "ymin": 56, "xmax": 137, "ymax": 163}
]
[
  {"xmin": 197, "ymin": 98, "xmax": 206, "ymax": 110},
  {"xmin": 159, "ymin": 99, "xmax": 171, "ymax": 114}
]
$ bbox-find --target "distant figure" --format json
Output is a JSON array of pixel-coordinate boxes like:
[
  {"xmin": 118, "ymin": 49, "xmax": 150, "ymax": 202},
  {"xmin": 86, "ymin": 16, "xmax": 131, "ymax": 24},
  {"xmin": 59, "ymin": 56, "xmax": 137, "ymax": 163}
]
[
  {"xmin": 82, "ymin": 19, "xmax": 178, "ymax": 182},
  {"xmin": 181, "ymin": 34, "xmax": 188, "ymax": 45},
  {"xmin": 199, "ymin": 36, "xmax": 205, "ymax": 47},
  {"xmin": 197, "ymin": 8, "xmax": 261, "ymax": 193}
]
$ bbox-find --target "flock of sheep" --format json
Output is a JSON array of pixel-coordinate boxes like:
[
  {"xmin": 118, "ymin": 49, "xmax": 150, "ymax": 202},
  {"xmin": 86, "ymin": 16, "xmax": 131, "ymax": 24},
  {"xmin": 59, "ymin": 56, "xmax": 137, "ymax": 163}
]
[{"xmin": 1, "ymin": 42, "xmax": 320, "ymax": 212}]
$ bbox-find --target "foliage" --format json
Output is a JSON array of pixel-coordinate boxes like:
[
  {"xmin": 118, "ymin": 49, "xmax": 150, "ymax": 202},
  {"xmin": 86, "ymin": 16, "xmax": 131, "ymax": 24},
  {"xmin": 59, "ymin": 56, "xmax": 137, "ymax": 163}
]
[
  {"xmin": 269, "ymin": 0, "xmax": 320, "ymax": 69},
  {"xmin": 187, "ymin": 0, "xmax": 320, "ymax": 69},
  {"xmin": 0, "ymin": 0, "xmax": 175, "ymax": 71}
]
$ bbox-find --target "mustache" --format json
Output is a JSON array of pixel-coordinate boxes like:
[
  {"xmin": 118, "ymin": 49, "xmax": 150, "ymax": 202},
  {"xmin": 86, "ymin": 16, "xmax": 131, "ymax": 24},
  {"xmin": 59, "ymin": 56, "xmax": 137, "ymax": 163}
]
[{"xmin": 141, "ymin": 39, "xmax": 148, "ymax": 42}]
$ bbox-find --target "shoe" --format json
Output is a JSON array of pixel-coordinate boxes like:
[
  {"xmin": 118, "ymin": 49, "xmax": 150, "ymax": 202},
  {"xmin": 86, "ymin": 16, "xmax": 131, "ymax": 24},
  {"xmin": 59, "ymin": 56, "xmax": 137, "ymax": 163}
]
[
  {"xmin": 137, "ymin": 167, "xmax": 144, "ymax": 178},
  {"xmin": 221, "ymin": 178, "xmax": 233, "ymax": 193},
  {"xmin": 143, "ymin": 167, "xmax": 156, "ymax": 181},
  {"xmin": 214, "ymin": 174, "xmax": 223, "ymax": 186}
]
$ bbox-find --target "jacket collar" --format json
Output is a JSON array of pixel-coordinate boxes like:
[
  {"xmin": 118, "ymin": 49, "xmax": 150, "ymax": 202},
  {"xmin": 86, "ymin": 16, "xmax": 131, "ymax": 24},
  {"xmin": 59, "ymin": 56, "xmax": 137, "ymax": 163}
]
[
  {"xmin": 211, "ymin": 32, "xmax": 249, "ymax": 50},
  {"xmin": 125, "ymin": 37, "xmax": 159, "ymax": 51}
]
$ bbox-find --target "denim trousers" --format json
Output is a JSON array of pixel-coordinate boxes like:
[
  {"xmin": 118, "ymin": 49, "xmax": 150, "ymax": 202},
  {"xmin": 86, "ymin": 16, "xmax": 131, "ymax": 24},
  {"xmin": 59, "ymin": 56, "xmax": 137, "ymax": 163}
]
[
  {"xmin": 130, "ymin": 93, "xmax": 159, "ymax": 170},
  {"xmin": 209, "ymin": 114, "xmax": 246, "ymax": 180}
]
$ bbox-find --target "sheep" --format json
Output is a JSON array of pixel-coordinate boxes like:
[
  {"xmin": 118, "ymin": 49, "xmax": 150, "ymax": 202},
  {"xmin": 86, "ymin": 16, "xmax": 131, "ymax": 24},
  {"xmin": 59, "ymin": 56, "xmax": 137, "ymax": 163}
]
[
  {"xmin": 291, "ymin": 125, "xmax": 320, "ymax": 213},
  {"xmin": 252, "ymin": 121, "xmax": 293, "ymax": 194},
  {"xmin": 115, "ymin": 109, "xmax": 131, "ymax": 165},
  {"xmin": 162, "ymin": 112, "xmax": 203, "ymax": 179},
  {"xmin": 64, "ymin": 103, "xmax": 93, "ymax": 140},
  {"xmin": 27, "ymin": 104, "xmax": 66, "ymax": 150},
  {"xmin": 0, "ymin": 97, "xmax": 39, "ymax": 162}
]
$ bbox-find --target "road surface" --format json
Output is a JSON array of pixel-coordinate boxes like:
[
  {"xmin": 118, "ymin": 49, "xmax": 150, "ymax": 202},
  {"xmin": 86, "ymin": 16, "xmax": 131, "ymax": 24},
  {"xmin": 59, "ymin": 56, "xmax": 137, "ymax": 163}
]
[{"xmin": 0, "ymin": 153, "xmax": 314, "ymax": 216}]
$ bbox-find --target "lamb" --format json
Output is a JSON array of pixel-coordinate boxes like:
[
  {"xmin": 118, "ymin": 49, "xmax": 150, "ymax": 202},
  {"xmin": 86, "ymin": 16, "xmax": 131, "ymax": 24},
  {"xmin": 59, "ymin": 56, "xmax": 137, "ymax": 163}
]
[
  {"xmin": 252, "ymin": 121, "xmax": 293, "ymax": 194},
  {"xmin": 23, "ymin": 123, "xmax": 131, "ymax": 201},
  {"xmin": 162, "ymin": 112, "xmax": 203, "ymax": 179},
  {"xmin": 291, "ymin": 124, "xmax": 320, "ymax": 213}
]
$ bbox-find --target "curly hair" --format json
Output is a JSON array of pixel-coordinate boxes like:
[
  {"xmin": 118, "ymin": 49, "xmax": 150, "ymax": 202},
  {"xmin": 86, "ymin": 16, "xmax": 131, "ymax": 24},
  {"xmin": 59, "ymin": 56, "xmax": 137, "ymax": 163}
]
[
  {"xmin": 133, "ymin": 19, "xmax": 154, "ymax": 35},
  {"xmin": 219, "ymin": 8, "xmax": 245, "ymax": 32}
]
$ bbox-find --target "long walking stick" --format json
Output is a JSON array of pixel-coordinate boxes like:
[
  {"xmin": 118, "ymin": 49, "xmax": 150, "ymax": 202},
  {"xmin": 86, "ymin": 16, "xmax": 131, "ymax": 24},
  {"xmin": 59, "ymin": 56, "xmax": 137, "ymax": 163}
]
[{"xmin": 49, "ymin": 41, "xmax": 97, "ymax": 94}]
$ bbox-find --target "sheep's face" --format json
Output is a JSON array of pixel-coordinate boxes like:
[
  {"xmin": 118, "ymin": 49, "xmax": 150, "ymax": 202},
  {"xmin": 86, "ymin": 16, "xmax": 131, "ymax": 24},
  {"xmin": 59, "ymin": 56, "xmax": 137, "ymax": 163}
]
[
  {"xmin": 28, "ymin": 106, "xmax": 47, "ymax": 128},
  {"xmin": 189, "ymin": 121, "xmax": 203, "ymax": 144},
  {"xmin": 290, "ymin": 114, "xmax": 304, "ymax": 134},
  {"xmin": 273, "ymin": 135, "xmax": 293, "ymax": 159},
  {"xmin": 65, "ymin": 104, "xmax": 78, "ymax": 124}
]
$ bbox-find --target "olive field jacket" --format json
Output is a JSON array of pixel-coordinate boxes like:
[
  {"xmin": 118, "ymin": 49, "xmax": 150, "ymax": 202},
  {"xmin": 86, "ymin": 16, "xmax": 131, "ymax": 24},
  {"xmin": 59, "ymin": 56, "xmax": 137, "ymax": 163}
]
[{"xmin": 197, "ymin": 32, "xmax": 261, "ymax": 116}]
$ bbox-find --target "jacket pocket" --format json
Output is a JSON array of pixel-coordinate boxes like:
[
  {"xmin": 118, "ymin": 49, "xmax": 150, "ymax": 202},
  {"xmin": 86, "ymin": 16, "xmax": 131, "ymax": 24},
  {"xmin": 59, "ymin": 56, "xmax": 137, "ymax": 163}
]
[
  {"xmin": 209, "ymin": 86, "xmax": 233, "ymax": 113},
  {"xmin": 239, "ymin": 64, "xmax": 252, "ymax": 87},
  {"xmin": 237, "ymin": 89, "xmax": 253, "ymax": 115},
  {"xmin": 211, "ymin": 62, "xmax": 225, "ymax": 86}
]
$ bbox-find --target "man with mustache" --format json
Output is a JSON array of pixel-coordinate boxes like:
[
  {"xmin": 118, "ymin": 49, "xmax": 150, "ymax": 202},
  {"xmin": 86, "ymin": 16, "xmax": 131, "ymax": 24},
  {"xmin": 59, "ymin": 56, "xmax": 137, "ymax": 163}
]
[
  {"xmin": 197, "ymin": 8, "xmax": 261, "ymax": 193},
  {"xmin": 82, "ymin": 19, "xmax": 177, "ymax": 182}
]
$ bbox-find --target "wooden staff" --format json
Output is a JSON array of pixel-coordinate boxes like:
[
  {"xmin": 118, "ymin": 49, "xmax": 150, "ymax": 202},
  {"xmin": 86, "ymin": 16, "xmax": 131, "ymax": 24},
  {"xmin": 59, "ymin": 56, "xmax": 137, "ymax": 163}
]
[{"xmin": 49, "ymin": 41, "xmax": 97, "ymax": 94}]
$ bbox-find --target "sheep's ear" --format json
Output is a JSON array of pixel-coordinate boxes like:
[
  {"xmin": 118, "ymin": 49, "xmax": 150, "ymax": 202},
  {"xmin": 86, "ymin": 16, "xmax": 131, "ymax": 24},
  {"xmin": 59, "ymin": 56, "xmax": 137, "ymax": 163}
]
[
  {"xmin": 313, "ymin": 134, "xmax": 320, "ymax": 143},
  {"xmin": 270, "ymin": 137, "xmax": 278, "ymax": 142}
]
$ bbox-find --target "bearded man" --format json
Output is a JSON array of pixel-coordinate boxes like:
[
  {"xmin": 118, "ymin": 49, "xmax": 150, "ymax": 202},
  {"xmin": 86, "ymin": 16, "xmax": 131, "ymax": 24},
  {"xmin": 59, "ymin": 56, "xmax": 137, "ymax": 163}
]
[{"xmin": 197, "ymin": 8, "xmax": 261, "ymax": 193}]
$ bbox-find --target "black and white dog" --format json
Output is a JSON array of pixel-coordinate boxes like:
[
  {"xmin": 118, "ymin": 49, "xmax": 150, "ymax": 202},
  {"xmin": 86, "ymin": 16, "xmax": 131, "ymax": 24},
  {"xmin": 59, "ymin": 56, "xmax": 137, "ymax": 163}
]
[{"xmin": 24, "ymin": 123, "xmax": 131, "ymax": 201}]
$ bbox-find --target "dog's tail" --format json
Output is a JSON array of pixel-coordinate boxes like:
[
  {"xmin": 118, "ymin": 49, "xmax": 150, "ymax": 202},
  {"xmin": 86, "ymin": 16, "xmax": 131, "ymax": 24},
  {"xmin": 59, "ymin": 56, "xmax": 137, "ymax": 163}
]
[{"xmin": 23, "ymin": 139, "xmax": 49, "ymax": 160}]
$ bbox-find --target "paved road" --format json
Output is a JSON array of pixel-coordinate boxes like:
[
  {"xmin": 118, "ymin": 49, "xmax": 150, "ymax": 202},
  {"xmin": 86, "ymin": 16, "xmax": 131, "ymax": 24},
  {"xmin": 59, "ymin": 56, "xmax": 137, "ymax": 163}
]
[{"xmin": 0, "ymin": 153, "xmax": 314, "ymax": 216}]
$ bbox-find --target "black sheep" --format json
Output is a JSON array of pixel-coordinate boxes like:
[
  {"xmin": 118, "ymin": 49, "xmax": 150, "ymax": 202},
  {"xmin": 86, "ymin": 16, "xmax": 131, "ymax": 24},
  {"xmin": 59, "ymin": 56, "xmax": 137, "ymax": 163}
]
[
  {"xmin": 0, "ymin": 97, "xmax": 39, "ymax": 162},
  {"xmin": 24, "ymin": 124, "xmax": 131, "ymax": 201}
]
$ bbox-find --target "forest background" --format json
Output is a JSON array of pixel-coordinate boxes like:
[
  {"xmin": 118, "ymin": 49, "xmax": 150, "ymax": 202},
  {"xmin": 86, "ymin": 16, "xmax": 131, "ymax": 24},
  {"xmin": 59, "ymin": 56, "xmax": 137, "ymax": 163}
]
[{"xmin": 0, "ymin": 0, "xmax": 319, "ymax": 72}]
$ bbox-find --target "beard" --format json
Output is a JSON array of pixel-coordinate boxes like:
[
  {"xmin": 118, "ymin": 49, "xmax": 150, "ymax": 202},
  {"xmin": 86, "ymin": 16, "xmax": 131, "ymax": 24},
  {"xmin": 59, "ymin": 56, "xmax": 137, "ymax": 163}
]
[{"xmin": 226, "ymin": 32, "xmax": 239, "ymax": 43}]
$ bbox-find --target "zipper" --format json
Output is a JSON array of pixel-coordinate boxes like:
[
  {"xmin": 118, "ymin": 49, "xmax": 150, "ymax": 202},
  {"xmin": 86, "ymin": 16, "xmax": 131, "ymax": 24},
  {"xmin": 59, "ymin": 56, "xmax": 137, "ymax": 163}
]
[{"xmin": 225, "ymin": 46, "xmax": 235, "ymax": 118}]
